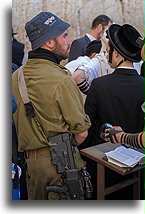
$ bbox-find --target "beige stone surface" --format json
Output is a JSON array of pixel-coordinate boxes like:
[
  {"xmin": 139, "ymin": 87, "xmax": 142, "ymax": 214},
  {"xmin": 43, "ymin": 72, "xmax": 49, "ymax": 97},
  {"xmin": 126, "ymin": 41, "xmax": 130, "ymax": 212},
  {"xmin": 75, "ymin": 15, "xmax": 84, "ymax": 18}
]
[
  {"xmin": 12, "ymin": 0, "xmax": 143, "ymax": 54},
  {"xmin": 121, "ymin": 0, "xmax": 143, "ymax": 34}
]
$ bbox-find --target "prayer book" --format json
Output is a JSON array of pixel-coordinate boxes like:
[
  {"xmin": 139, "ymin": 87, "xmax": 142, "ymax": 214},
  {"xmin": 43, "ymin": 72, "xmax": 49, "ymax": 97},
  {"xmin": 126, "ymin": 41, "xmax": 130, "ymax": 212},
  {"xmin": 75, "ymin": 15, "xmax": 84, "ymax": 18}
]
[{"xmin": 105, "ymin": 146, "xmax": 144, "ymax": 168}]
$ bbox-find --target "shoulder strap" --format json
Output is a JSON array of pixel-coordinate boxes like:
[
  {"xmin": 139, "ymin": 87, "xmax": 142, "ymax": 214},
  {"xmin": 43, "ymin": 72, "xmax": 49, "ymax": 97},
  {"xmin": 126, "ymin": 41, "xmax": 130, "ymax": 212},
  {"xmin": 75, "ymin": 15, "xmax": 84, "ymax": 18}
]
[
  {"xmin": 18, "ymin": 67, "xmax": 30, "ymax": 104},
  {"xmin": 18, "ymin": 67, "xmax": 49, "ymax": 145}
]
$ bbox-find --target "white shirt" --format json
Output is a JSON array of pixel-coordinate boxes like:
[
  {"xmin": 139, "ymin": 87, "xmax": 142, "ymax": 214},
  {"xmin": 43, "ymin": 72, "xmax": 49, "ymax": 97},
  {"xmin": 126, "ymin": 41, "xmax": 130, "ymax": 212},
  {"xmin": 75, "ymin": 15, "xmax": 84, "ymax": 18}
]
[
  {"xmin": 65, "ymin": 53, "xmax": 114, "ymax": 85},
  {"xmin": 78, "ymin": 53, "xmax": 114, "ymax": 83},
  {"xmin": 85, "ymin": 33, "xmax": 96, "ymax": 42},
  {"xmin": 65, "ymin": 55, "xmax": 91, "ymax": 74},
  {"xmin": 133, "ymin": 61, "xmax": 143, "ymax": 74},
  {"xmin": 118, "ymin": 66, "xmax": 135, "ymax": 69},
  {"xmin": 65, "ymin": 55, "xmax": 100, "ymax": 84},
  {"xmin": 78, "ymin": 57, "xmax": 100, "ymax": 83},
  {"xmin": 84, "ymin": 53, "xmax": 114, "ymax": 82}
]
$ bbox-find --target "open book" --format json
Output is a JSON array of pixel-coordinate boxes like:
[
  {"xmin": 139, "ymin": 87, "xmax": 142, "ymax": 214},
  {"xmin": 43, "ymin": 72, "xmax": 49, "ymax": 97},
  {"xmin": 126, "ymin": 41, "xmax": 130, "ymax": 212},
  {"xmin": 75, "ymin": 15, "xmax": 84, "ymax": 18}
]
[{"xmin": 105, "ymin": 146, "xmax": 144, "ymax": 168}]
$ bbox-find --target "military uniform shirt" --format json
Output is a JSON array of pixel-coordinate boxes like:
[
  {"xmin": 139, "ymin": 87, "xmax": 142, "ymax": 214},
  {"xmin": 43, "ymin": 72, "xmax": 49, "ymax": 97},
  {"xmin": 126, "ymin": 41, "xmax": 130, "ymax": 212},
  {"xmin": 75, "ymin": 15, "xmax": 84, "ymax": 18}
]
[{"xmin": 12, "ymin": 58, "xmax": 91, "ymax": 152}]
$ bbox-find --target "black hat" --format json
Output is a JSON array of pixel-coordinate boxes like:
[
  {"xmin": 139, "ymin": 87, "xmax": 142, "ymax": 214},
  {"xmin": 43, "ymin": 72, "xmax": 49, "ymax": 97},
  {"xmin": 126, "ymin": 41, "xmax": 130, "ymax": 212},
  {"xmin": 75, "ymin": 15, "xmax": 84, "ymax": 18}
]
[{"xmin": 107, "ymin": 24, "xmax": 142, "ymax": 62}]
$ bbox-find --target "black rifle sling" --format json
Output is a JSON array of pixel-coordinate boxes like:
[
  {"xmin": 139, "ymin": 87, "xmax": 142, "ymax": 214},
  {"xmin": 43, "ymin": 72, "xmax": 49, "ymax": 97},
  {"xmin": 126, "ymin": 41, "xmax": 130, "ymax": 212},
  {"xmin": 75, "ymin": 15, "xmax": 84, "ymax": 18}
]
[{"xmin": 18, "ymin": 67, "xmax": 49, "ymax": 145}]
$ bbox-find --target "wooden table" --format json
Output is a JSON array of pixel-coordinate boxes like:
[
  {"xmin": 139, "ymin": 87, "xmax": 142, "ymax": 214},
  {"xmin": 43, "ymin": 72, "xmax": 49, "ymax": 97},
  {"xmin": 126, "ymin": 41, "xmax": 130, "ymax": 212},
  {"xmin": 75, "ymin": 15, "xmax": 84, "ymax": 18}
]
[{"xmin": 80, "ymin": 142, "xmax": 144, "ymax": 200}]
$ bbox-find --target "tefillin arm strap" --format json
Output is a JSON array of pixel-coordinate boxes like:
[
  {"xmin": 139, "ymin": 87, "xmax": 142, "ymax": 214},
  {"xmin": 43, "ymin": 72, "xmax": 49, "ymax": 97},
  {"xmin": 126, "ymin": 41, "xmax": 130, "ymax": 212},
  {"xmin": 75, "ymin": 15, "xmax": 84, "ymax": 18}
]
[{"xmin": 18, "ymin": 67, "xmax": 49, "ymax": 145}]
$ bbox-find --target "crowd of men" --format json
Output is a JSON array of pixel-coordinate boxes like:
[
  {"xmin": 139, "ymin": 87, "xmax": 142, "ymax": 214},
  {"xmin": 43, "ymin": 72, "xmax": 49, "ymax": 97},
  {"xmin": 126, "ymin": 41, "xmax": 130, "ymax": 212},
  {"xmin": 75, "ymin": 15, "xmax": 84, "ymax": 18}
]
[{"xmin": 12, "ymin": 11, "xmax": 144, "ymax": 200}]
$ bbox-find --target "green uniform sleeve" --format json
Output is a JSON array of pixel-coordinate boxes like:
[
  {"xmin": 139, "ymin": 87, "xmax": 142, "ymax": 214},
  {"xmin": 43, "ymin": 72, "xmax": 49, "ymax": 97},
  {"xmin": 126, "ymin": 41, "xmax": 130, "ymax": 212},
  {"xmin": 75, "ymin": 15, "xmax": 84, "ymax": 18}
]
[{"xmin": 55, "ymin": 76, "xmax": 91, "ymax": 134}]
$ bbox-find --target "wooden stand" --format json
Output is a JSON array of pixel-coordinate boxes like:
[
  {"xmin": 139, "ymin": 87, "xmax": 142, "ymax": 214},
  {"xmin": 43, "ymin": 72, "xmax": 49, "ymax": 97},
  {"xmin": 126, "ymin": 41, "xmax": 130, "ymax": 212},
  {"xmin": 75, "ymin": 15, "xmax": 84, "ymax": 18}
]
[{"xmin": 80, "ymin": 142, "xmax": 143, "ymax": 200}]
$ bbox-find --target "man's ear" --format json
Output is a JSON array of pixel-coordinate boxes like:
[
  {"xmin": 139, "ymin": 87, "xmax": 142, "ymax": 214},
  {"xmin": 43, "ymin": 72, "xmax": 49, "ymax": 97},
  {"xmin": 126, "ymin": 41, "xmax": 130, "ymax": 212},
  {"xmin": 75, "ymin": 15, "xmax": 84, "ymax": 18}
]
[
  {"xmin": 141, "ymin": 45, "xmax": 144, "ymax": 61},
  {"xmin": 97, "ymin": 24, "xmax": 103, "ymax": 31},
  {"xmin": 114, "ymin": 49, "xmax": 120, "ymax": 57},
  {"xmin": 45, "ymin": 40, "xmax": 54, "ymax": 48}
]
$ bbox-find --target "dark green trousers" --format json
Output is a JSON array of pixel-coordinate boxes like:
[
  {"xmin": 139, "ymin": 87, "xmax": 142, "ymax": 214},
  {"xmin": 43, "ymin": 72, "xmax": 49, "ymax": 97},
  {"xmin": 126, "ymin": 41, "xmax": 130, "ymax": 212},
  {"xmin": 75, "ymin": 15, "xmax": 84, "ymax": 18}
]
[{"xmin": 26, "ymin": 147, "xmax": 84, "ymax": 200}]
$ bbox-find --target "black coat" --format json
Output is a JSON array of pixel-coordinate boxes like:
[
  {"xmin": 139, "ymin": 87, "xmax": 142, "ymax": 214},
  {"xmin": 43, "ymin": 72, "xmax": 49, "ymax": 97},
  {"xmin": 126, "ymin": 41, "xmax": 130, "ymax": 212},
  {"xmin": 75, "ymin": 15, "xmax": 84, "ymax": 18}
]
[
  {"xmin": 12, "ymin": 38, "xmax": 24, "ymax": 67},
  {"xmin": 68, "ymin": 35, "xmax": 91, "ymax": 62},
  {"xmin": 81, "ymin": 68, "xmax": 144, "ymax": 149}
]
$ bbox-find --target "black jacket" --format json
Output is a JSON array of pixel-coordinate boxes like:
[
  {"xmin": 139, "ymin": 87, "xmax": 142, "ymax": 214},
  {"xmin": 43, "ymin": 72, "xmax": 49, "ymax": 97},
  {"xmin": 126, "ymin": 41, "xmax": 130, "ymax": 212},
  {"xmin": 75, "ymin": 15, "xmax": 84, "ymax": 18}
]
[
  {"xmin": 80, "ymin": 68, "xmax": 144, "ymax": 149},
  {"xmin": 12, "ymin": 38, "xmax": 24, "ymax": 66},
  {"xmin": 68, "ymin": 35, "xmax": 91, "ymax": 62}
]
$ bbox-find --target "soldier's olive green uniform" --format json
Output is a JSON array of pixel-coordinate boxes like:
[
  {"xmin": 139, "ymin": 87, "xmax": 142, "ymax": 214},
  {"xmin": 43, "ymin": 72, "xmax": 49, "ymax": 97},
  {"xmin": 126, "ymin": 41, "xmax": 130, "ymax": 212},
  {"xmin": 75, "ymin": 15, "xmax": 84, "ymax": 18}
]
[{"xmin": 12, "ymin": 57, "xmax": 91, "ymax": 200}]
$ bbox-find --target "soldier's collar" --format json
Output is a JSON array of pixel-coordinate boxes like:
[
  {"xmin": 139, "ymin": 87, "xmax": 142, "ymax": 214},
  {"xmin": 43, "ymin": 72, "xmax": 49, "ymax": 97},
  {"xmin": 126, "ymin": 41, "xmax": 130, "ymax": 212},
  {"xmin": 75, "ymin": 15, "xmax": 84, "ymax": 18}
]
[{"xmin": 28, "ymin": 48, "xmax": 63, "ymax": 64}]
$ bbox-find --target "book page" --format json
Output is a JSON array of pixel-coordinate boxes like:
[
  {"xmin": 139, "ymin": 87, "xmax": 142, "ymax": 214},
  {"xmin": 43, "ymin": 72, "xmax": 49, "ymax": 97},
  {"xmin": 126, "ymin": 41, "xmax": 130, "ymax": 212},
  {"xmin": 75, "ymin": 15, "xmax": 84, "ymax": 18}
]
[
  {"xmin": 105, "ymin": 150, "xmax": 138, "ymax": 167},
  {"xmin": 105, "ymin": 146, "xmax": 144, "ymax": 167},
  {"xmin": 115, "ymin": 146, "xmax": 144, "ymax": 161}
]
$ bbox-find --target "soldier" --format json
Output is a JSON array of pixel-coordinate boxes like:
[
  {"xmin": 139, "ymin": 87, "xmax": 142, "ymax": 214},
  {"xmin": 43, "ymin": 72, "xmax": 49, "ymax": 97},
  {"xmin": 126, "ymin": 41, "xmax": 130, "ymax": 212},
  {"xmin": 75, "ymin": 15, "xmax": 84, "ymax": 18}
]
[{"xmin": 12, "ymin": 12, "xmax": 91, "ymax": 200}]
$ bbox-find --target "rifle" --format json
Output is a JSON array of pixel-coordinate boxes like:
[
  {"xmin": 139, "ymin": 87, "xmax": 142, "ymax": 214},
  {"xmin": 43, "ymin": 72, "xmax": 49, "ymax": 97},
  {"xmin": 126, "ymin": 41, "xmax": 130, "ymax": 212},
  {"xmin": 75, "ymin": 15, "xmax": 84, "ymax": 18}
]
[{"xmin": 46, "ymin": 133, "xmax": 93, "ymax": 200}]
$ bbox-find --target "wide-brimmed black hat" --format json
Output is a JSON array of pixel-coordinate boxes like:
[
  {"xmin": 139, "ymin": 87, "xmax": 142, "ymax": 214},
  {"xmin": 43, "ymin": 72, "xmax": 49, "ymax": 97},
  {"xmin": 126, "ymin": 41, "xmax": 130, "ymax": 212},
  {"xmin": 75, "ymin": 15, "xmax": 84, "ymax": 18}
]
[{"xmin": 107, "ymin": 24, "xmax": 143, "ymax": 62}]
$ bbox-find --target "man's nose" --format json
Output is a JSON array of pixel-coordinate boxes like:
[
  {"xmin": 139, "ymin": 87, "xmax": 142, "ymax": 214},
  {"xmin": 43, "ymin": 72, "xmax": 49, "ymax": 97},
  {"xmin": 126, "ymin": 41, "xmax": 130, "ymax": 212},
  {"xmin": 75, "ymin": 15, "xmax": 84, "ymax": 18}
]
[{"xmin": 67, "ymin": 38, "xmax": 72, "ymax": 46}]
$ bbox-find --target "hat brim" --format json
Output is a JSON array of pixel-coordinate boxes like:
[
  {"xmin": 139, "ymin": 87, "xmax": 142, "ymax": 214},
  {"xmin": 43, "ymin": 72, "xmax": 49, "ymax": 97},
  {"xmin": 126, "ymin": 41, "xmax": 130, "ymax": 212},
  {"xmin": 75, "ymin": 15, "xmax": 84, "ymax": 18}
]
[
  {"xmin": 31, "ymin": 20, "xmax": 70, "ymax": 50},
  {"xmin": 107, "ymin": 24, "xmax": 142, "ymax": 62}
]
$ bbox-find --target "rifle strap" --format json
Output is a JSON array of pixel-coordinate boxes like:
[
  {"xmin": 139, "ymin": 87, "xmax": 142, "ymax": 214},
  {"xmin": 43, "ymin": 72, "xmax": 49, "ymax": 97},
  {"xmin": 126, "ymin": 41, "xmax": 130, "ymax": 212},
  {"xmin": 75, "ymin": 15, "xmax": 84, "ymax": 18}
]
[
  {"xmin": 18, "ymin": 66, "xmax": 30, "ymax": 104},
  {"xmin": 18, "ymin": 67, "xmax": 49, "ymax": 146}
]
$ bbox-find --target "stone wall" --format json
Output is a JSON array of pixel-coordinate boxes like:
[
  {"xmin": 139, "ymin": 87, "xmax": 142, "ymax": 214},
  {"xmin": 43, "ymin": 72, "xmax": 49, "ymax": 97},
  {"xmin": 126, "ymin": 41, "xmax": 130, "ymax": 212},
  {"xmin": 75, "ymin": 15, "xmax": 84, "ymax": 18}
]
[{"xmin": 12, "ymin": 0, "xmax": 144, "ymax": 53}]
